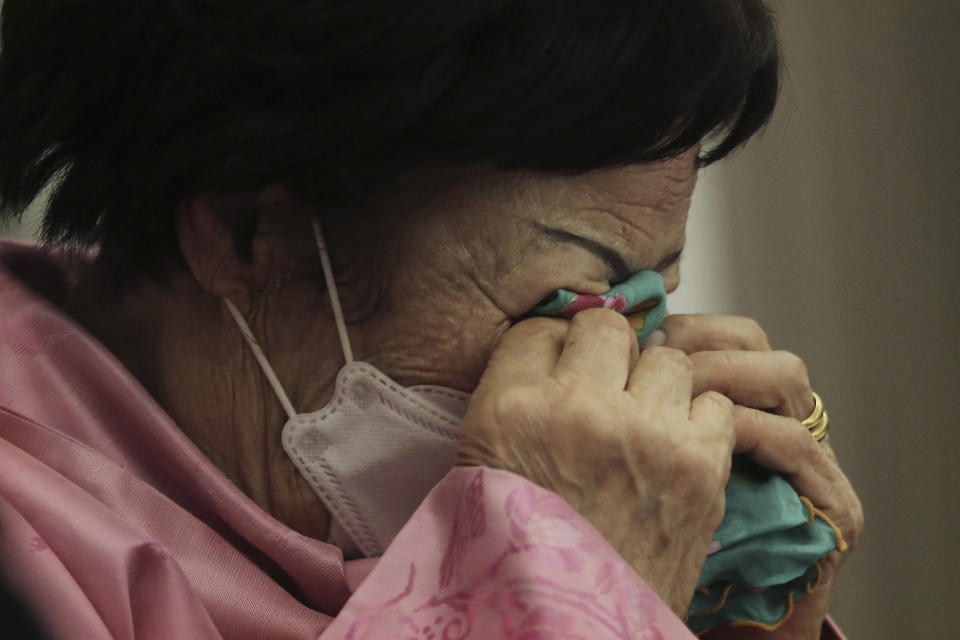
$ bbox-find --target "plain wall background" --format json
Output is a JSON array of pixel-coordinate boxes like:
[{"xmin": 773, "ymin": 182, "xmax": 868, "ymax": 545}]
[
  {"xmin": 672, "ymin": 2, "xmax": 960, "ymax": 637},
  {"xmin": 4, "ymin": 2, "xmax": 958, "ymax": 637}
]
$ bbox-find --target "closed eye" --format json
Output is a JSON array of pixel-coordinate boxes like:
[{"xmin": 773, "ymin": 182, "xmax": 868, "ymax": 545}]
[{"xmin": 533, "ymin": 222, "xmax": 683, "ymax": 284}]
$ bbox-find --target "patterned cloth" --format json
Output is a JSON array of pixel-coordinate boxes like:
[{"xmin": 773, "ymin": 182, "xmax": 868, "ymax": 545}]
[
  {"xmin": 529, "ymin": 270, "xmax": 667, "ymax": 344},
  {"xmin": 528, "ymin": 272, "xmax": 845, "ymax": 634}
]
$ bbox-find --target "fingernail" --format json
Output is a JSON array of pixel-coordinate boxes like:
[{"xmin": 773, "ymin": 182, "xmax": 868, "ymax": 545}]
[{"xmin": 640, "ymin": 329, "xmax": 666, "ymax": 349}]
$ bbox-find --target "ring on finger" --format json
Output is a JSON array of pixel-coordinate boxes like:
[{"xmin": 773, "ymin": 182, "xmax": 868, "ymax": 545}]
[{"xmin": 802, "ymin": 391, "xmax": 830, "ymax": 441}]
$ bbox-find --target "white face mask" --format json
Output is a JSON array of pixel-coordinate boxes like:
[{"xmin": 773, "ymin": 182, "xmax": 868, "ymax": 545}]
[{"xmin": 224, "ymin": 221, "xmax": 469, "ymax": 558}]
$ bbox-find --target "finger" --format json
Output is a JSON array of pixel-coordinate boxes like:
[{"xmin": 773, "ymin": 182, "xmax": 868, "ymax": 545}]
[
  {"xmin": 661, "ymin": 314, "xmax": 771, "ymax": 353},
  {"xmin": 552, "ymin": 308, "xmax": 639, "ymax": 389},
  {"xmin": 689, "ymin": 391, "xmax": 736, "ymax": 452},
  {"xmin": 732, "ymin": 406, "xmax": 846, "ymax": 496},
  {"xmin": 733, "ymin": 406, "xmax": 821, "ymax": 474},
  {"xmin": 480, "ymin": 317, "xmax": 567, "ymax": 385},
  {"xmin": 689, "ymin": 350, "xmax": 814, "ymax": 419},
  {"xmin": 733, "ymin": 406, "xmax": 864, "ymax": 552},
  {"xmin": 626, "ymin": 346, "xmax": 693, "ymax": 412}
]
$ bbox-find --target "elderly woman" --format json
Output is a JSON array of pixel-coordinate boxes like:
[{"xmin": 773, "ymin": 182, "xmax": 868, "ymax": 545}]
[{"xmin": 0, "ymin": 1, "xmax": 862, "ymax": 638}]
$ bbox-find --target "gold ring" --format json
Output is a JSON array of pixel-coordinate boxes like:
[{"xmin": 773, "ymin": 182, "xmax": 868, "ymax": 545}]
[{"xmin": 802, "ymin": 392, "xmax": 829, "ymax": 441}]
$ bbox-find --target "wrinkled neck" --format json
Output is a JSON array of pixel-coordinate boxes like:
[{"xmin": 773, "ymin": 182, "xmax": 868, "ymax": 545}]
[
  {"xmin": 66, "ymin": 261, "xmax": 338, "ymax": 539},
  {"xmin": 222, "ymin": 221, "xmax": 355, "ymax": 419}
]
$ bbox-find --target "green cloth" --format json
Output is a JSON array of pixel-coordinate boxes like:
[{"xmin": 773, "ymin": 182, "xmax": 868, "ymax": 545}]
[
  {"xmin": 527, "ymin": 272, "xmax": 840, "ymax": 634},
  {"xmin": 687, "ymin": 456, "xmax": 838, "ymax": 633},
  {"xmin": 528, "ymin": 270, "xmax": 667, "ymax": 344}
]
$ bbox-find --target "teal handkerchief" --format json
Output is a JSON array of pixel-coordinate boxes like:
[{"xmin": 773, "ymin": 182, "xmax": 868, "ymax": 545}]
[{"xmin": 528, "ymin": 272, "xmax": 843, "ymax": 634}]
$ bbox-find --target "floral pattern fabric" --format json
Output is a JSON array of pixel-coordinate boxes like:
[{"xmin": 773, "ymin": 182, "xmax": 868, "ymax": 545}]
[{"xmin": 326, "ymin": 467, "xmax": 694, "ymax": 640}]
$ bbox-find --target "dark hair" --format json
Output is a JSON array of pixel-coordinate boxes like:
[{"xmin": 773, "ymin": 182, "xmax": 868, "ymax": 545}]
[{"xmin": 0, "ymin": 0, "xmax": 779, "ymax": 282}]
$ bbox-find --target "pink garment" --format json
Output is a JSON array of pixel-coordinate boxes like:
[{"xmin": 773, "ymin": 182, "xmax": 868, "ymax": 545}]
[{"xmin": 0, "ymin": 241, "xmax": 844, "ymax": 639}]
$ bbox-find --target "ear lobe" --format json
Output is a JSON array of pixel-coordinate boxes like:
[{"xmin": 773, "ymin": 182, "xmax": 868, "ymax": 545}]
[{"xmin": 176, "ymin": 194, "xmax": 257, "ymax": 305}]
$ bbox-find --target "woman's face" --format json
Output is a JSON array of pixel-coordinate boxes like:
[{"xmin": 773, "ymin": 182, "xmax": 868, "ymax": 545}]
[
  {"xmin": 480, "ymin": 149, "xmax": 695, "ymax": 311},
  {"xmin": 352, "ymin": 147, "xmax": 698, "ymax": 390}
]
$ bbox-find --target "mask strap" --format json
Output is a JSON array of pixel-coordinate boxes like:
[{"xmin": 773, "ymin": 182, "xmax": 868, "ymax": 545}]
[
  {"xmin": 223, "ymin": 297, "xmax": 297, "ymax": 420},
  {"xmin": 222, "ymin": 219, "xmax": 355, "ymax": 419},
  {"xmin": 312, "ymin": 219, "xmax": 355, "ymax": 364}
]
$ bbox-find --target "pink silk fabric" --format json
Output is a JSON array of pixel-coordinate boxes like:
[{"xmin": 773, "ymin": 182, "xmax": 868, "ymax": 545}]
[{"xmin": 0, "ymin": 241, "xmax": 844, "ymax": 639}]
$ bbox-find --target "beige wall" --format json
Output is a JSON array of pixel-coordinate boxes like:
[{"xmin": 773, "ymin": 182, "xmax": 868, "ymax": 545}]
[
  {"xmin": 5, "ymin": 1, "xmax": 958, "ymax": 636},
  {"xmin": 674, "ymin": 1, "xmax": 960, "ymax": 637}
]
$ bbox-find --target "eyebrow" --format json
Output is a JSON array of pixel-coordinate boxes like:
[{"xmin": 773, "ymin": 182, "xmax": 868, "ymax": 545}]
[{"xmin": 533, "ymin": 223, "xmax": 682, "ymax": 282}]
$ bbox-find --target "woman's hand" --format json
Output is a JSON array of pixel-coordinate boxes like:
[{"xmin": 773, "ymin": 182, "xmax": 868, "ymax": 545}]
[
  {"xmin": 457, "ymin": 309, "xmax": 737, "ymax": 616},
  {"xmin": 660, "ymin": 314, "xmax": 864, "ymax": 639}
]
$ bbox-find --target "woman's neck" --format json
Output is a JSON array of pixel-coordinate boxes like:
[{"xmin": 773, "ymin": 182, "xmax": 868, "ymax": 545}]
[{"xmin": 66, "ymin": 262, "xmax": 337, "ymax": 539}]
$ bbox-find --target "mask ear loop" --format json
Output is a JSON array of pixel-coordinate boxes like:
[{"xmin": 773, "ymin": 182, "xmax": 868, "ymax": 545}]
[
  {"xmin": 222, "ymin": 219, "xmax": 355, "ymax": 420},
  {"xmin": 312, "ymin": 219, "xmax": 355, "ymax": 365},
  {"xmin": 223, "ymin": 297, "xmax": 297, "ymax": 420}
]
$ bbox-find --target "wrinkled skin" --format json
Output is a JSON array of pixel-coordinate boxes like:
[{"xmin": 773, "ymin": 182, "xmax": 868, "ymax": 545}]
[
  {"xmin": 459, "ymin": 309, "xmax": 863, "ymax": 635},
  {"xmin": 73, "ymin": 147, "xmax": 862, "ymax": 637},
  {"xmin": 457, "ymin": 312, "xmax": 738, "ymax": 615}
]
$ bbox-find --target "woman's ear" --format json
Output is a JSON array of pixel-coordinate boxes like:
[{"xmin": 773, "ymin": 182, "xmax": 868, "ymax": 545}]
[
  {"xmin": 176, "ymin": 192, "xmax": 257, "ymax": 307},
  {"xmin": 176, "ymin": 187, "xmax": 311, "ymax": 310}
]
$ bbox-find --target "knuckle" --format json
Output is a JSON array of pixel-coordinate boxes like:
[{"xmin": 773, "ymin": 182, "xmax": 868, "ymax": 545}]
[
  {"xmin": 700, "ymin": 389, "xmax": 733, "ymax": 409},
  {"xmin": 775, "ymin": 350, "xmax": 810, "ymax": 384},
  {"xmin": 741, "ymin": 317, "xmax": 770, "ymax": 349},
  {"xmin": 703, "ymin": 348, "xmax": 736, "ymax": 369},
  {"xmin": 709, "ymin": 396, "xmax": 737, "ymax": 435},
  {"xmin": 736, "ymin": 404, "xmax": 763, "ymax": 430},
  {"xmin": 645, "ymin": 345, "xmax": 692, "ymax": 371}
]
